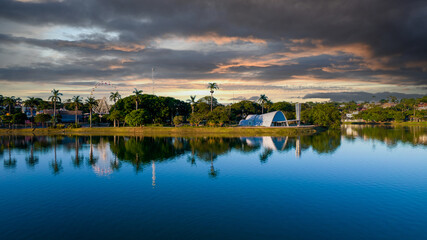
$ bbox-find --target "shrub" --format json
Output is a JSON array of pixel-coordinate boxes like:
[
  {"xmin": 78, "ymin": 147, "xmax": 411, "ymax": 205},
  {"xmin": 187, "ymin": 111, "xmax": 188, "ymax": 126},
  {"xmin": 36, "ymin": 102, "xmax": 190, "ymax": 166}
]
[
  {"xmin": 68, "ymin": 123, "xmax": 81, "ymax": 128},
  {"xmin": 173, "ymin": 116, "xmax": 184, "ymax": 126}
]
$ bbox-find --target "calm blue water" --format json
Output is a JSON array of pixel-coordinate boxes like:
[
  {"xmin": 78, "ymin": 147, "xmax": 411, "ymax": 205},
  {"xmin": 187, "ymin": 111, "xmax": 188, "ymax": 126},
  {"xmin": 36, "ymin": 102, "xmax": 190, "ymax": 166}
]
[{"xmin": 0, "ymin": 126, "xmax": 426, "ymax": 239}]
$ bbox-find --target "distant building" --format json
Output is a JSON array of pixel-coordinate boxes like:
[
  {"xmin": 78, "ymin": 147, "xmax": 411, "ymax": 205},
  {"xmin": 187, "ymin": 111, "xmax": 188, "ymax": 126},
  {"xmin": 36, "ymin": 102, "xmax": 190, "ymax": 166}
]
[
  {"xmin": 345, "ymin": 111, "xmax": 359, "ymax": 119},
  {"xmin": 21, "ymin": 106, "xmax": 37, "ymax": 118},
  {"xmin": 41, "ymin": 109, "xmax": 83, "ymax": 123},
  {"xmin": 416, "ymin": 103, "xmax": 427, "ymax": 110},
  {"xmin": 381, "ymin": 102, "xmax": 397, "ymax": 108}
]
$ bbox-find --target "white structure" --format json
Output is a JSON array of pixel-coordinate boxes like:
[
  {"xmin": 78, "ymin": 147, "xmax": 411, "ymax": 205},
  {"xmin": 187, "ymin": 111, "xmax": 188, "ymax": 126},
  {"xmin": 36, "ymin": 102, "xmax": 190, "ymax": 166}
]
[
  {"xmin": 93, "ymin": 97, "xmax": 111, "ymax": 115},
  {"xmin": 239, "ymin": 111, "xmax": 288, "ymax": 127},
  {"xmin": 295, "ymin": 103, "xmax": 301, "ymax": 126}
]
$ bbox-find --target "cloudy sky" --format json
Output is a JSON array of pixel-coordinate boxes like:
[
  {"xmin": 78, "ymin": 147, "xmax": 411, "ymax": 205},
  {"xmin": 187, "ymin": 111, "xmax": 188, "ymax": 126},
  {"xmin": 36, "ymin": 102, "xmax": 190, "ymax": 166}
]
[{"xmin": 0, "ymin": 0, "xmax": 426, "ymax": 102}]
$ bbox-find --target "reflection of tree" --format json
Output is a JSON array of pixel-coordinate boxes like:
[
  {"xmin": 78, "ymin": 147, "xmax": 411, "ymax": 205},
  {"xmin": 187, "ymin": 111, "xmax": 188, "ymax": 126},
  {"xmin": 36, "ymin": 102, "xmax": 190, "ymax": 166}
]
[
  {"xmin": 342, "ymin": 125, "xmax": 427, "ymax": 147},
  {"xmin": 259, "ymin": 149, "xmax": 273, "ymax": 163},
  {"xmin": 110, "ymin": 155, "xmax": 121, "ymax": 171},
  {"xmin": 26, "ymin": 136, "xmax": 39, "ymax": 168},
  {"xmin": 109, "ymin": 137, "xmax": 188, "ymax": 172},
  {"xmin": 208, "ymin": 152, "xmax": 219, "ymax": 179},
  {"xmin": 4, "ymin": 139, "xmax": 17, "ymax": 169},
  {"xmin": 72, "ymin": 137, "xmax": 84, "ymax": 168},
  {"xmin": 87, "ymin": 136, "xmax": 98, "ymax": 166},
  {"xmin": 300, "ymin": 130, "xmax": 341, "ymax": 154},
  {"xmin": 50, "ymin": 137, "xmax": 63, "ymax": 175}
]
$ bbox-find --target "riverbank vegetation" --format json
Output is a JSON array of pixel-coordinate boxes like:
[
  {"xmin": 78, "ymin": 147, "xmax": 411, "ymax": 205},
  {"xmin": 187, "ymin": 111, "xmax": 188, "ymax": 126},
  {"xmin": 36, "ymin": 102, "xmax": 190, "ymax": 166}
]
[{"xmin": 0, "ymin": 87, "xmax": 425, "ymax": 130}]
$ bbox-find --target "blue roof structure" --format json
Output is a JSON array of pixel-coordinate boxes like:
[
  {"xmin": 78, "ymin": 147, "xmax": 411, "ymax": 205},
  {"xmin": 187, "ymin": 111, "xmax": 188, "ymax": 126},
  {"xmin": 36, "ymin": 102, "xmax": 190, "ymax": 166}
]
[{"xmin": 238, "ymin": 111, "xmax": 287, "ymax": 127}]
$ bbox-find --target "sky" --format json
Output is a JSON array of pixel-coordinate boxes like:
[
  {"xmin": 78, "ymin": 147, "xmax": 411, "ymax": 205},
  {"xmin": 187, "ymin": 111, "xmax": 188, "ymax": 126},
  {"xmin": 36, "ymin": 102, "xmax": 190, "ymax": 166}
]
[{"xmin": 0, "ymin": 0, "xmax": 426, "ymax": 103}]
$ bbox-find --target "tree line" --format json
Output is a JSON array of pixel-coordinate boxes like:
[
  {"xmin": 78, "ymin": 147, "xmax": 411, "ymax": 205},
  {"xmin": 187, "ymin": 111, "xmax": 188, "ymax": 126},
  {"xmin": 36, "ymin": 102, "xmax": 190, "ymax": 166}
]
[{"xmin": 1, "ymin": 85, "xmax": 425, "ymax": 128}]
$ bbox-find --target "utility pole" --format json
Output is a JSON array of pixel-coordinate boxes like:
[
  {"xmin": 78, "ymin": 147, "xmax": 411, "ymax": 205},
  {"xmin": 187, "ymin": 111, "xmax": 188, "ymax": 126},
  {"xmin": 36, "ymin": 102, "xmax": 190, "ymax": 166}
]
[{"xmin": 152, "ymin": 67, "xmax": 155, "ymax": 95}]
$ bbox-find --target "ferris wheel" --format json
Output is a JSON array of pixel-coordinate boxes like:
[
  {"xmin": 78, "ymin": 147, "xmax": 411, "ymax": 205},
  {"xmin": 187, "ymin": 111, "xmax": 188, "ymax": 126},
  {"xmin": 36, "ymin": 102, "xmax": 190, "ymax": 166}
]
[{"xmin": 90, "ymin": 81, "xmax": 118, "ymax": 101}]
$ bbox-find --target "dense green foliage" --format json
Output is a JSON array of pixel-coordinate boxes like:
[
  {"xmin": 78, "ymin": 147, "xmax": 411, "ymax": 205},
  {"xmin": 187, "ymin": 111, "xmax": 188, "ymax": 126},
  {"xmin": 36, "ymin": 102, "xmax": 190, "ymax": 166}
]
[
  {"xmin": 34, "ymin": 114, "xmax": 51, "ymax": 126},
  {"xmin": 125, "ymin": 109, "xmax": 150, "ymax": 127},
  {"xmin": 302, "ymin": 103, "xmax": 341, "ymax": 128}
]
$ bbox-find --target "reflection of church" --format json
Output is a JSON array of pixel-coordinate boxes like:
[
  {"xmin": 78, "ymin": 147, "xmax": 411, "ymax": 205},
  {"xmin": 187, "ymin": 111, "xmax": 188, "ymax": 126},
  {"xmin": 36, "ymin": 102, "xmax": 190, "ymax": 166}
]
[{"xmin": 240, "ymin": 136, "xmax": 301, "ymax": 157}]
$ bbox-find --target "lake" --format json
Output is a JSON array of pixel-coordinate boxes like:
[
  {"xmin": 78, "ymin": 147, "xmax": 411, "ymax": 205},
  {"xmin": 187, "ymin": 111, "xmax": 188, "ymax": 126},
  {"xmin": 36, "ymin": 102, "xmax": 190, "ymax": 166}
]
[{"xmin": 1, "ymin": 125, "xmax": 426, "ymax": 239}]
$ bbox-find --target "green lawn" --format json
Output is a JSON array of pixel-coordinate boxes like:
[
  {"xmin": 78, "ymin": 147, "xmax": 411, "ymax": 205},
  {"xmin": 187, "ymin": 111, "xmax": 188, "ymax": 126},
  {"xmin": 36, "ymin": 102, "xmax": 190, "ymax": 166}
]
[{"xmin": 0, "ymin": 126, "xmax": 318, "ymax": 137}]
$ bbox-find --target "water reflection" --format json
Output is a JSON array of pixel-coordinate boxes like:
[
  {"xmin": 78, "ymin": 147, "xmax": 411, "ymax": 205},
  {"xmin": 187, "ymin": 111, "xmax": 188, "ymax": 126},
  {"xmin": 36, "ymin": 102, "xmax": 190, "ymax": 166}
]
[
  {"xmin": 342, "ymin": 125, "xmax": 427, "ymax": 147},
  {"xmin": 1, "ymin": 126, "xmax": 425, "ymax": 177}
]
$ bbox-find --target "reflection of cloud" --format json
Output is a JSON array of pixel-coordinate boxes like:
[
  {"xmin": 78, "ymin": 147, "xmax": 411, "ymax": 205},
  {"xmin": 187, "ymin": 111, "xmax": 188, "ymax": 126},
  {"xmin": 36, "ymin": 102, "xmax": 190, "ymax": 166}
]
[{"xmin": 93, "ymin": 139, "xmax": 114, "ymax": 177}]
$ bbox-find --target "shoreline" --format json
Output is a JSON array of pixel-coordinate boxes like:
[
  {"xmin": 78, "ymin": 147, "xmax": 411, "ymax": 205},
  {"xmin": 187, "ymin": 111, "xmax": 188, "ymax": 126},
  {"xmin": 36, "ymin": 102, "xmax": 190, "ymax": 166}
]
[
  {"xmin": 0, "ymin": 126, "xmax": 319, "ymax": 137},
  {"xmin": 342, "ymin": 122, "xmax": 427, "ymax": 126}
]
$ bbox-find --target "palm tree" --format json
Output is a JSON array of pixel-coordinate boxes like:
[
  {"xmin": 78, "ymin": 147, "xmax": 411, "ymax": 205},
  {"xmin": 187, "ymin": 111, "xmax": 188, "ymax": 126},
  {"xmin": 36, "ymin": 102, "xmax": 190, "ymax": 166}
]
[
  {"xmin": 3, "ymin": 96, "xmax": 20, "ymax": 114},
  {"xmin": 133, "ymin": 88, "xmax": 143, "ymax": 110},
  {"xmin": 48, "ymin": 89, "xmax": 62, "ymax": 126},
  {"xmin": 85, "ymin": 97, "xmax": 98, "ymax": 128},
  {"xmin": 258, "ymin": 94, "xmax": 269, "ymax": 114},
  {"xmin": 109, "ymin": 91, "xmax": 121, "ymax": 109},
  {"xmin": 24, "ymin": 97, "xmax": 39, "ymax": 117},
  {"xmin": 207, "ymin": 83, "xmax": 219, "ymax": 112},
  {"xmin": 187, "ymin": 95, "xmax": 197, "ymax": 114},
  {"xmin": 70, "ymin": 96, "xmax": 82, "ymax": 124}
]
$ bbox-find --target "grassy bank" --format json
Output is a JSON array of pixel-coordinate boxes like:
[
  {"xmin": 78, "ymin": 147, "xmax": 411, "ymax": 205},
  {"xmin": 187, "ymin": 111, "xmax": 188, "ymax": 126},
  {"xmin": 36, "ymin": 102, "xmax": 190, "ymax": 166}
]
[{"xmin": 0, "ymin": 126, "xmax": 318, "ymax": 137}]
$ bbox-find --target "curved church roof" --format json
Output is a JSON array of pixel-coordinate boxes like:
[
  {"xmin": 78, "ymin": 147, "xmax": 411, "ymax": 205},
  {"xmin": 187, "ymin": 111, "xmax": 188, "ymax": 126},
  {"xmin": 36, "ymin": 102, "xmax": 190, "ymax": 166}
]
[{"xmin": 238, "ymin": 111, "xmax": 287, "ymax": 127}]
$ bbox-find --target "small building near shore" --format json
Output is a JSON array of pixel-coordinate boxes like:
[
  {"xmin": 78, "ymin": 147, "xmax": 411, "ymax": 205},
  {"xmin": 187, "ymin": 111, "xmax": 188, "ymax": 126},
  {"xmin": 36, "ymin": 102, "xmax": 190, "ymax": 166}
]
[
  {"xmin": 41, "ymin": 109, "xmax": 83, "ymax": 123},
  {"xmin": 239, "ymin": 111, "xmax": 289, "ymax": 127}
]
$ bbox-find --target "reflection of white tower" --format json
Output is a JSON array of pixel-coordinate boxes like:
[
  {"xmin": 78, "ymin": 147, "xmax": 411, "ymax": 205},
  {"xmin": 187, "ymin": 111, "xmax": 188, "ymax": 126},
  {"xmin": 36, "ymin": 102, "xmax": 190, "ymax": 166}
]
[
  {"xmin": 296, "ymin": 136, "xmax": 301, "ymax": 158},
  {"xmin": 92, "ymin": 139, "xmax": 113, "ymax": 176},
  {"xmin": 152, "ymin": 160, "xmax": 156, "ymax": 188}
]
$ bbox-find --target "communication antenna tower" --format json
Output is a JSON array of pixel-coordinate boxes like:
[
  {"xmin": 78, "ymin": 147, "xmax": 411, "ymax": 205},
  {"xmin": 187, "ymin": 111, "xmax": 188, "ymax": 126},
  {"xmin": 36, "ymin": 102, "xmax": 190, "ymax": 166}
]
[{"xmin": 152, "ymin": 67, "xmax": 156, "ymax": 95}]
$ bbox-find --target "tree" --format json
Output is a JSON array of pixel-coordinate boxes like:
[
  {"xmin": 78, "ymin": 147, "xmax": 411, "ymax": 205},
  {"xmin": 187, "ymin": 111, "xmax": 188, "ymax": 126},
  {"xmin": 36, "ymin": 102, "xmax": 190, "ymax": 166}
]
[
  {"xmin": 125, "ymin": 109, "xmax": 149, "ymax": 127},
  {"xmin": 107, "ymin": 110, "xmax": 123, "ymax": 127},
  {"xmin": 35, "ymin": 113, "xmax": 51, "ymax": 127},
  {"xmin": 24, "ymin": 97, "xmax": 39, "ymax": 117},
  {"xmin": 3, "ymin": 96, "xmax": 20, "ymax": 114},
  {"xmin": 133, "ymin": 88, "xmax": 143, "ymax": 110},
  {"xmin": 48, "ymin": 89, "xmax": 62, "ymax": 126},
  {"xmin": 37, "ymin": 100, "xmax": 50, "ymax": 111},
  {"xmin": 207, "ymin": 83, "xmax": 219, "ymax": 112},
  {"xmin": 109, "ymin": 91, "xmax": 121, "ymax": 109},
  {"xmin": 173, "ymin": 116, "xmax": 184, "ymax": 126},
  {"xmin": 70, "ymin": 96, "xmax": 82, "ymax": 124},
  {"xmin": 12, "ymin": 112, "xmax": 27, "ymax": 125},
  {"xmin": 189, "ymin": 112, "xmax": 204, "ymax": 126},
  {"xmin": 86, "ymin": 97, "xmax": 98, "ymax": 128},
  {"xmin": 0, "ymin": 115, "xmax": 12, "ymax": 128},
  {"xmin": 257, "ymin": 94, "xmax": 268, "ymax": 114},
  {"xmin": 187, "ymin": 95, "xmax": 197, "ymax": 114},
  {"xmin": 303, "ymin": 103, "xmax": 341, "ymax": 128}
]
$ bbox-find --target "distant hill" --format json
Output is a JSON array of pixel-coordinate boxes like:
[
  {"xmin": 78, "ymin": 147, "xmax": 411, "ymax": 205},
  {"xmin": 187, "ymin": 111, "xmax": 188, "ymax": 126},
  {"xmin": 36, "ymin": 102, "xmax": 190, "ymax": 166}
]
[{"xmin": 303, "ymin": 91, "xmax": 425, "ymax": 102}]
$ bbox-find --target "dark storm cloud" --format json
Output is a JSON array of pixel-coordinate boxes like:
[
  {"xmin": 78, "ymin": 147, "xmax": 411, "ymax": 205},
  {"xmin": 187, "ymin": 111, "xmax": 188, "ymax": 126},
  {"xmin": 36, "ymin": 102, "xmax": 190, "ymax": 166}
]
[
  {"xmin": 303, "ymin": 92, "xmax": 424, "ymax": 102},
  {"xmin": 0, "ymin": 0, "xmax": 426, "ymax": 87},
  {"xmin": 1, "ymin": 0, "xmax": 425, "ymax": 55}
]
